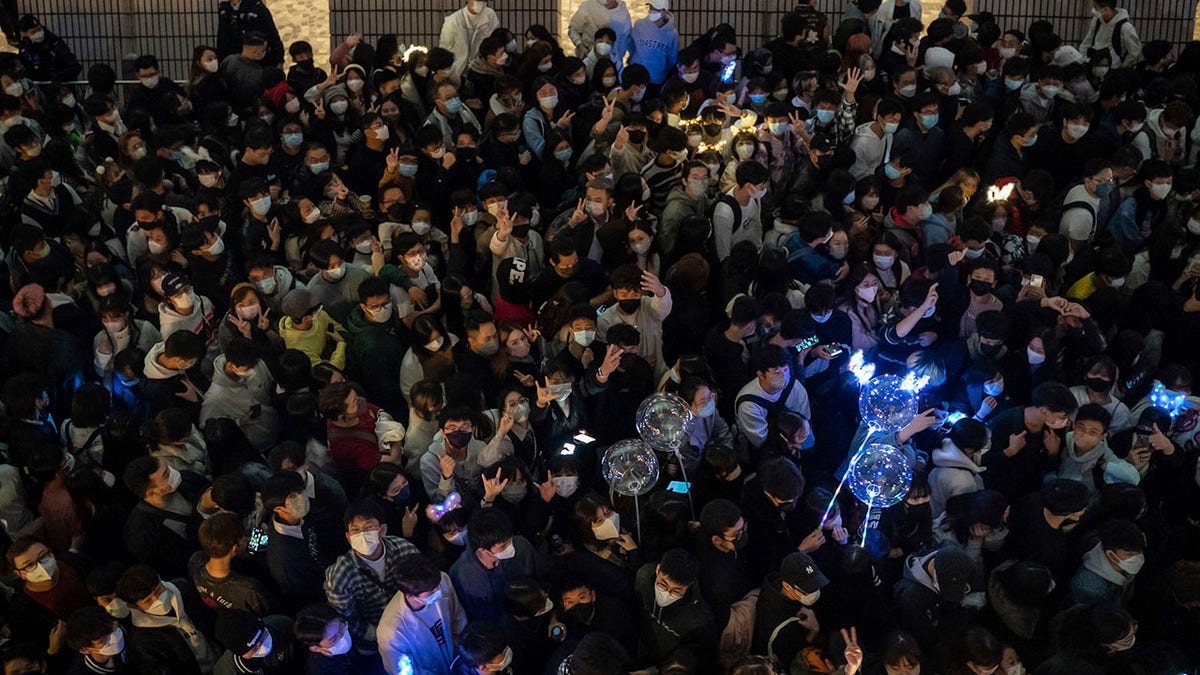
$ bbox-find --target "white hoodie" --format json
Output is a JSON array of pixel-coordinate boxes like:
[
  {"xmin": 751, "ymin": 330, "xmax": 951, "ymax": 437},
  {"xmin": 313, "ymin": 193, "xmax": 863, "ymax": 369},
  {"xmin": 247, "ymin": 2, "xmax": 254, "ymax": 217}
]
[
  {"xmin": 928, "ymin": 439, "xmax": 986, "ymax": 519},
  {"xmin": 200, "ymin": 354, "xmax": 279, "ymax": 450}
]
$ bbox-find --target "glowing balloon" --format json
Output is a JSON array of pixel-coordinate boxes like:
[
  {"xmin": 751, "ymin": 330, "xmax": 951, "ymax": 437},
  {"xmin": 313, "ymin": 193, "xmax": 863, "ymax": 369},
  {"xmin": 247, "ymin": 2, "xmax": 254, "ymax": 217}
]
[
  {"xmin": 602, "ymin": 439, "xmax": 660, "ymax": 497},
  {"xmin": 636, "ymin": 393, "xmax": 694, "ymax": 452},
  {"xmin": 847, "ymin": 443, "xmax": 913, "ymax": 508},
  {"xmin": 858, "ymin": 375, "xmax": 919, "ymax": 431}
]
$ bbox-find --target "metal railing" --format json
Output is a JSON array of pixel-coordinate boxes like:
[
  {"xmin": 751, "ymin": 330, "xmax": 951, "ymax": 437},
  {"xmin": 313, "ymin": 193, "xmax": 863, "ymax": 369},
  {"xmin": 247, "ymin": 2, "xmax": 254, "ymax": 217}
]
[
  {"xmin": 327, "ymin": 0, "xmax": 560, "ymax": 54},
  {"xmin": 14, "ymin": 0, "xmax": 1200, "ymax": 85},
  {"xmin": 21, "ymin": 0, "xmax": 215, "ymax": 81}
]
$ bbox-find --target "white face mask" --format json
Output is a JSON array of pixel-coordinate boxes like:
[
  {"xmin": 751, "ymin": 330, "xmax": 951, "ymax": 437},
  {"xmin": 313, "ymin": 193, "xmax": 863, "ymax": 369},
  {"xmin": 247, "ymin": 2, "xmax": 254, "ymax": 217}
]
[
  {"xmin": 553, "ymin": 476, "xmax": 579, "ymax": 498},
  {"xmin": 23, "ymin": 555, "xmax": 57, "ymax": 583},
  {"xmin": 873, "ymin": 254, "xmax": 895, "ymax": 270},
  {"xmin": 426, "ymin": 336, "xmax": 445, "ymax": 351},
  {"xmin": 596, "ymin": 42, "xmax": 613, "ymax": 56},
  {"xmin": 999, "ymin": 47, "xmax": 1017, "ymax": 59},
  {"xmin": 1027, "ymin": 346, "xmax": 1046, "ymax": 365},
  {"xmin": 105, "ymin": 597, "xmax": 131, "ymax": 619},
  {"xmin": 1116, "ymin": 552, "xmax": 1145, "ymax": 574},
  {"xmin": 98, "ymin": 628, "xmax": 125, "ymax": 656},
  {"xmin": 856, "ymin": 285, "xmax": 878, "ymax": 302},
  {"xmin": 145, "ymin": 588, "xmax": 173, "ymax": 615},
  {"xmin": 573, "ymin": 329, "xmax": 596, "ymax": 346},
  {"xmin": 735, "ymin": 143, "xmax": 755, "ymax": 160},
  {"xmin": 349, "ymin": 529, "xmax": 382, "ymax": 557},
  {"xmin": 330, "ymin": 100, "xmax": 349, "ymax": 115},
  {"xmin": 248, "ymin": 630, "xmax": 273, "ymax": 659},
  {"xmin": 592, "ymin": 512, "xmax": 620, "ymax": 540},
  {"xmin": 654, "ymin": 584, "xmax": 681, "ymax": 607},
  {"xmin": 1150, "ymin": 182, "xmax": 1172, "ymax": 200},
  {"xmin": 327, "ymin": 625, "xmax": 353, "ymax": 655}
]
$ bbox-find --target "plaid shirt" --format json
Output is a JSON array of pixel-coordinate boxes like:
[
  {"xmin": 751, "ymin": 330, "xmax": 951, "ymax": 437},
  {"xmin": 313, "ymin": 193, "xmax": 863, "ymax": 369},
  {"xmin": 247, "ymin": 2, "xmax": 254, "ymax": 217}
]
[{"xmin": 324, "ymin": 535, "xmax": 419, "ymax": 646}]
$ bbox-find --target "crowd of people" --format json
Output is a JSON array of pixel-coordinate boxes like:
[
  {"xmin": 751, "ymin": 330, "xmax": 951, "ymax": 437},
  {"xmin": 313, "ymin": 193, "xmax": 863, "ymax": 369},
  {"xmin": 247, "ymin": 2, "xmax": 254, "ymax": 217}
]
[{"xmin": 0, "ymin": 0, "xmax": 1199, "ymax": 672}]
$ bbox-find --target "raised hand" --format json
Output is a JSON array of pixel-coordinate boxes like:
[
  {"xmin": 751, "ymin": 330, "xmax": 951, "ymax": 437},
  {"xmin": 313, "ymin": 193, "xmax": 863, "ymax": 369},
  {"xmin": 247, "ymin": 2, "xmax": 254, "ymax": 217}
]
[
  {"xmin": 386, "ymin": 147, "xmax": 400, "ymax": 174},
  {"xmin": 1149, "ymin": 423, "xmax": 1175, "ymax": 454},
  {"xmin": 1005, "ymin": 430, "xmax": 1028, "ymax": 457},
  {"xmin": 600, "ymin": 344, "xmax": 622, "ymax": 377},
  {"xmin": 624, "ymin": 200, "xmax": 644, "ymax": 223},
  {"xmin": 799, "ymin": 528, "xmax": 826, "ymax": 552},
  {"xmin": 409, "ymin": 285, "xmax": 429, "ymax": 309},
  {"xmin": 613, "ymin": 124, "xmax": 630, "ymax": 150},
  {"xmin": 402, "ymin": 504, "xmax": 419, "ymax": 537},
  {"xmin": 314, "ymin": 98, "xmax": 326, "ymax": 120},
  {"xmin": 640, "ymin": 270, "xmax": 665, "ymax": 296},
  {"xmin": 535, "ymin": 471, "xmax": 557, "ymax": 502},
  {"xmin": 841, "ymin": 67, "xmax": 863, "ymax": 99},
  {"xmin": 482, "ymin": 471, "xmax": 510, "ymax": 502},
  {"xmin": 569, "ymin": 198, "xmax": 588, "ymax": 225},
  {"xmin": 842, "ymin": 628, "xmax": 863, "ymax": 675},
  {"xmin": 1043, "ymin": 428, "xmax": 1062, "ymax": 455},
  {"xmin": 256, "ymin": 306, "xmax": 271, "ymax": 331},
  {"xmin": 536, "ymin": 378, "xmax": 557, "ymax": 407},
  {"xmin": 556, "ymin": 110, "xmax": 575, "ymax": 129}
]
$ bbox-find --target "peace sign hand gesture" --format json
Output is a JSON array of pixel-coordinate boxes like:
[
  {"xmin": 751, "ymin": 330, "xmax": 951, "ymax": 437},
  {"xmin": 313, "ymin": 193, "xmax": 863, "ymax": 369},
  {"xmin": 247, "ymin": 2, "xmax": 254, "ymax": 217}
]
[{"xmin": 842, "ymin": 628, "xmax": 863, "ymax": 675}]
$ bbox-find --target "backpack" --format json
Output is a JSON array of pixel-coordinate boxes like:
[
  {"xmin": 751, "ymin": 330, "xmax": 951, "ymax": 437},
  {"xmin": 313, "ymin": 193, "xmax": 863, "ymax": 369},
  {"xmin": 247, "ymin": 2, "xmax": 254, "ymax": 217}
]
[
  {"xmin": 735, "ymin": 373, "xmax": 798, "ymax": 429},
  {"xmin": 1096, "ymin": 17, "xmax": 1131, "ymax": 59},
  {"xmin": 715, "ymin": 193, "xmax": 745, "ymax": 232}
]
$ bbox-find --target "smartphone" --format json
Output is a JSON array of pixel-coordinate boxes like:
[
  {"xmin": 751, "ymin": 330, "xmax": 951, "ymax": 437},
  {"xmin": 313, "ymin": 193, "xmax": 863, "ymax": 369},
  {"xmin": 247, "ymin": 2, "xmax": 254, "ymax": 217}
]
[
  {"xmin": 795, "ymin": 335, "xmax": 820, "ymax": 351},
  {"xmin": 667, "ymin": 481, "xmax": 691, "ymax": 494},
  {"xmin": 1030, "ymin": 274, "xmax": 1045, "ymax": 288},
  {"xmin": 825, "ymin": 344, "xmax": 845, "ymax": 358},
  {"xmin": 560, "ymin": 442, "xmax": 577, "ymax": 456},
  {"xmin": 573, "ymin": 432, "xmax": 596, "ymax": 444},
  {"xmin": 247, "ymin": 527, "xmax": 268, "ymax": 554},
  {"xmin": 720, "ymin": 59, "xmax": 737, "ymax": 83},
  {"xmin": 939, "ymin": 410, "xmax": 966, "ymax": 431},
  {"xmin": 1134, "ymin": 433, "xmax": 1151, "ymax": 451},
  {"xmin": 596, "ymin": 305, "xmax": 606, "ymax": 317}
]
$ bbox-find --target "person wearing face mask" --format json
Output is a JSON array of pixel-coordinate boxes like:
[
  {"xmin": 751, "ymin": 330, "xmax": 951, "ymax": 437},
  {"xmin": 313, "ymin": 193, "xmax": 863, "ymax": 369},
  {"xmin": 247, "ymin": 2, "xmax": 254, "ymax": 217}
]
[
  {"xmin": 982, "ymin": 381, "xmax": 1077, "ymax": 501},
  {"xmin": 142, "ymin": 328, "xmax": 208, "ymax": 418},
  {"xmin": 928, "ymin": 418, "xmax": 991, "ymax": 519},
  {"xmin": 16, "ymin": 14, "xmax": 81, "ymax": 82},
  {"xmin": 893, "ymin": 544, "xmax": 981, "ymax": 652},
  {"xmin": 439, "ymin": 0, "xmax": 500, "ymax": 76},
  {"xmin": 65, "ymin": 606, "xmax": 181, "ymax": 675},
  {"xmin": 1055, "ymin": 403, "xmax": 1137, "ymax": 495},
  {"xmin": 1068, "ymin": 356, "xmax": 1133, "ymax": 434},
  {"xmin": 7, "ymin": 535, "xmax": 92, "ymax": 643},
  {"xmin": 261, "ymin": 470, "xmax": 333, "ymax": 611},
  {"xmin": 1105, "ymin": 159, "xmax": 1172, "ymax": 254},
  {"xmin": 449, "ymin": 509, "xmax": 537, "ymax": 622},
  {"xmin": 997, "ymin": 478, "xmax": 1089, "ymax": 585},
  {"xmin": 1070, "ymin": 518, "xmax": 1147, "ymax": 606},
  {"xmin": 628, "ymin": 0, "xmax": 678, "ymax": 88},
  {"xmin": 712, "ymin": 160, "xmax": 769, "ymax": 261},
  {"xmin": 120, "ymin": 449, "xmax": 207, "ymax": 576},
  {"xmin": 157, "ymin": 272, "xmax": 219, "ymax": 351},
  {"xmin": 213, "ymin": 610, "xmax": 292, "ymax": 675},
  {"xmin": 377, "ymin": 554, "xmax": 468, "ymax": 675},
  {"xmin": 278, "ymin": 286, "xmax": 348, "ymax": 370},
  {"xmin": 341, "ymin": 276, "xmax": 414, "ymax": 416},
  {"xmin": 1079, "ymin": 0, "xmax": 1142, "ymax": 69},
  {"xmin": 1065, "ymin": 247, "xmax": 1131, "ymax": 301},
  {"xmin": 483, "ymin": 389, "xmax": 541, "ymax": 474},
  {"xmin": 199, "ymin": 337, "xmax": 279, "ymax": 450},
  {"xmin": 850, "ymin": 98, "xmax": 903, "ymax": 180},
  {"xmin": 342, "ymin": 114, "xmax": 393, "ymax": 196},
  {"xmin": 442, "ymin": 312, "xmax": 507, "ymax": 411},
  {"xmin": 115, "ymin": 565, "xmax": 217, "ymax": 670},
  {"xmin": 680, "ymin": 377, "xmax": 733, "ymax": 468},
  {"xmin": 632, "ymin": 548, "xmax": 717, "ymax": 668},
  {"xmin": 418, "ymin": 405, "xmax": 494, "ymax": 501},
  {"xmin": 324, "ymin": 500, "xmax": 420, "ymax": 657},
  {"xmin": 692, "ymin": 500, "xmax": 753, "ymax": 629},
  {"xmin": 569, "ymin": 0, "xmax": 631, "ymax": 60},
  {"xmin": 751, "ymin": 551, "xmax": 829, "ymax": 667},
  {"xmin": 293, "ymin": 603, "xmax": 361, "ymax": 672}
]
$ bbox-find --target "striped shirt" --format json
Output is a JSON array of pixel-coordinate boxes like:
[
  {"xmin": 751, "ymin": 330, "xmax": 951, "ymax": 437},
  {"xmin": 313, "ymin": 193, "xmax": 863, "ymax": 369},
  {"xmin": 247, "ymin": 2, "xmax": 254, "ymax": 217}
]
[{"xmin": 324, "ymin": 535, "xmax": 420, "ymax": 647}]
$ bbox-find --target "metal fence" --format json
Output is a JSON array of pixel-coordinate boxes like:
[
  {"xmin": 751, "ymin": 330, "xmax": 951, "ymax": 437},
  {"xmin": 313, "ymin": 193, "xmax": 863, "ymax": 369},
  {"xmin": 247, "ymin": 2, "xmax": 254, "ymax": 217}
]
[
  {"xmin": 15, "ymin": 0, "xmax": 1200, "ymax": 83},
  {"xmin": 327, "ymin": 0, "xmax": 559, "ymax": 51},
  {"xmin": 22, "ymin": 0, "xmax": 215, "ymax": 81}
]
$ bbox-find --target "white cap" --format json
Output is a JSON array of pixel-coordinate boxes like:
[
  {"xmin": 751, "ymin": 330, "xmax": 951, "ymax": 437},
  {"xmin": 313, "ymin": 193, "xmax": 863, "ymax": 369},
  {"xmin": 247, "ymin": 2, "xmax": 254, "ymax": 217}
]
[
  {"xmin": 649, "ymin": 0, "xmax": 669, "ymax": 10},
  {"xmin": 1052, "ymin": 46, "xmax": 1085, "ymax": 67},
  {"xmin": 1066, "ymin": 218, "xmax": 1094, "ymax": 241},
  {"xmin": 924, "ymin": 47, "xmax": 955, "ymax": 71}
]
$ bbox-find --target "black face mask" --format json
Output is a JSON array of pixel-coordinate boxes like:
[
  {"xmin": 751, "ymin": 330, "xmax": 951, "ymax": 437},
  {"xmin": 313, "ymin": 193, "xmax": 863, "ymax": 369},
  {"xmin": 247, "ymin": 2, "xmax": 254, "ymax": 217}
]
[
  {"xmin": 732, "ymin": 530, "xmax": 749, "ymax": 550},
  {"xmin": 618, "ymin": 352, "xmax": 641, "ymax": 370},
  {"xmin": 618, "ymin": 298, "xmax": 641, "ymax": 314},
  {"xmin": 565, "ymin": 602, "xmax": 595, "ymax": 625},
  {"xmin": 1085, "ymin": 377, "xmax": 1112, "ymax": 393},
  {"xmin": 294, "ymin": 60, "xmax": 314, "ymax": 72},
  {"xmin": 702, "ymin": 123, "xmax": 722, "ymax": 136},
  {"xmin": 968, "ymin": 280, "xmax": 993, "ymax": 296},
  {"xmin": 979, "ymin": 342, "xmax": 1003, "ymax": 357},
  {"xmin": 512, "ymin": 223, "xmax": 531, "ymax": 238},
  {"xmin": 445, "ymin": 430, "xmax": 473, "ymax": 448},
  {"xmin": 627, "ymin": 129, "xmax": 647, "ymax": 144},
  {"xmin": 387, "ymin": 204, "xmax": 406, "ymax": 221},
  {"xmin": 456, "ymin": 147, "xmax": 477, "ymax": 163},
  {"xmin": 905, "ymin": 503, "xmax": 932, "ymax": 521}
]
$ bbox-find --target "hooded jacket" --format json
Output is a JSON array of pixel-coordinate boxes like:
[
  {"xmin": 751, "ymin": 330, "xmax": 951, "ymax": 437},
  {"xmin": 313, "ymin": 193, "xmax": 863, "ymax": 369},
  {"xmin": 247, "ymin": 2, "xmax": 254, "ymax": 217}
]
[
  {"xmin": 929, "ymin": 439, "xmax": 986, "ymax": 518},
  {"xmin": 659, "ymin": 185, "xmax": 711, "ymax": 258},
  {"xmin": 1071, "ymin": 542, "xmax": 1138, "ymax": 606},
  {"xmin": 634, "ymin": 562, "xmax": 718, "ymax": 670},
  {"xmin": 377, "ymin": 573, "xmax": 468, "ymax": 675},
  {"xmin": 1056, "ymin": 432, "xmax": 1137, "ymax": 493},
  {"xmin": 1079, "ymin": 8, "xmax": 1142, "ymax": 68},
  {"xmin": 279, "ymin": 308, "xmax": 346, "ymax": 368},
  {"xmin": 343, "ymin": 306, "xmax": 406, "ymax": 415},
  {"xmin": 142, "ymin": 341, "xmax": 208, "ymax": 417},
  {"xmin": 199, "ymin": 354, "xmax": 279, "ymax": 450}
]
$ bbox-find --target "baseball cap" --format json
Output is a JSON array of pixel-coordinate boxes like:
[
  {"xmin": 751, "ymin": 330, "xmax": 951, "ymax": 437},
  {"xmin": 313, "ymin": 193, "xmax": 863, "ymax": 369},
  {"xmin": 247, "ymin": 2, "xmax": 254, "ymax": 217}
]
[
  {"xmin": 160, "ymin": 272, "xmax": 190, "ymax": 298},
  {"xmin": 1041, "ymin": 478, "xmax": 1089, "ymax": 515},
  {"xmin": 781, "ymin": 552, "xmax": 829, "ymax": 593},
  {"xmin": 215, "ymin": 610, "xmax": 266, "ymax": 655},
  {"xmin": 931, "ymin": 546, "xmax": 974, "ymax": 602},
  {"xmin": 281, "ymin": 287, "xmax": 317, "ymax": 321}
]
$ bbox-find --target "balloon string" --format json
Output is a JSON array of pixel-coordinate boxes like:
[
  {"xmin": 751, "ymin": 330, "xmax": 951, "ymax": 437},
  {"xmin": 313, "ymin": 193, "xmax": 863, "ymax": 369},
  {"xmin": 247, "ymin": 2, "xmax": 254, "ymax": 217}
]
[
  {"xmin": 634, "ymin": 493, "xmax": 642, "ymax": 544},
  {"xmin": 859, "ymin": 499, "xmax": 873, "ymax": 546},
  {"xmin": 675, "ymin": 446, "xmax": 696, "ymax": 521},
  {"xmin": 821, "ymin": 426, "xmax": 875, "ymax": 526}
]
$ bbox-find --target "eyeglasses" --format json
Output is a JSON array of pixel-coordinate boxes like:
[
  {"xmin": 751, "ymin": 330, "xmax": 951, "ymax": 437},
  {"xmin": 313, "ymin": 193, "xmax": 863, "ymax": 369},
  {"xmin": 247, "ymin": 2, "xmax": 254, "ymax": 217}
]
[
  {"xmin": 15, "ymin": 550, "xmax": 52, "ymax": 574},
  {"xmin": 654, "ymin": 579, "xmax": 686, "ymax": 599}
]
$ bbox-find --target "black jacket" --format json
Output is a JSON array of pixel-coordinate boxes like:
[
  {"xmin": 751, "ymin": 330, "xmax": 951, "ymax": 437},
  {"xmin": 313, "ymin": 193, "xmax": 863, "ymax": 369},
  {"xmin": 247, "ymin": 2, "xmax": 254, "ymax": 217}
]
[{"xmin": 123, "ymin": 472, "xmax": 207, "ymax": 578}]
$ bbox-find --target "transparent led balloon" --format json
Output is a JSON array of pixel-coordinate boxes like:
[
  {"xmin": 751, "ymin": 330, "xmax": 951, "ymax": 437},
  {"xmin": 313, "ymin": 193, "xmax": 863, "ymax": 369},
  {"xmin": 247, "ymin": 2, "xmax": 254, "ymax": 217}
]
[
  {"xmin": 602, "ymin": 439, "xmax": 660, "ymax": 497},
  {"xmin": 858, "ymin": 374, "xmax": 919, "ymax": 431},
  {"xmin": 635, "ymin": 393, "xmax": 694, "ymax": 452},
  {"xmin": 847, "ymin": 443, "xmax": 913, "ymax": 508}
]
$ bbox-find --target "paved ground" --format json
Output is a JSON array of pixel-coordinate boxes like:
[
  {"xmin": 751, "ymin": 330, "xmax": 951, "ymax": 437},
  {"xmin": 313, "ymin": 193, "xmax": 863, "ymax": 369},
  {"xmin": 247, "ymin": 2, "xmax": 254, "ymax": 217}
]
[{"xmin": 264, "ymin": 0, "xmax": 332, "ymax": 66}]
